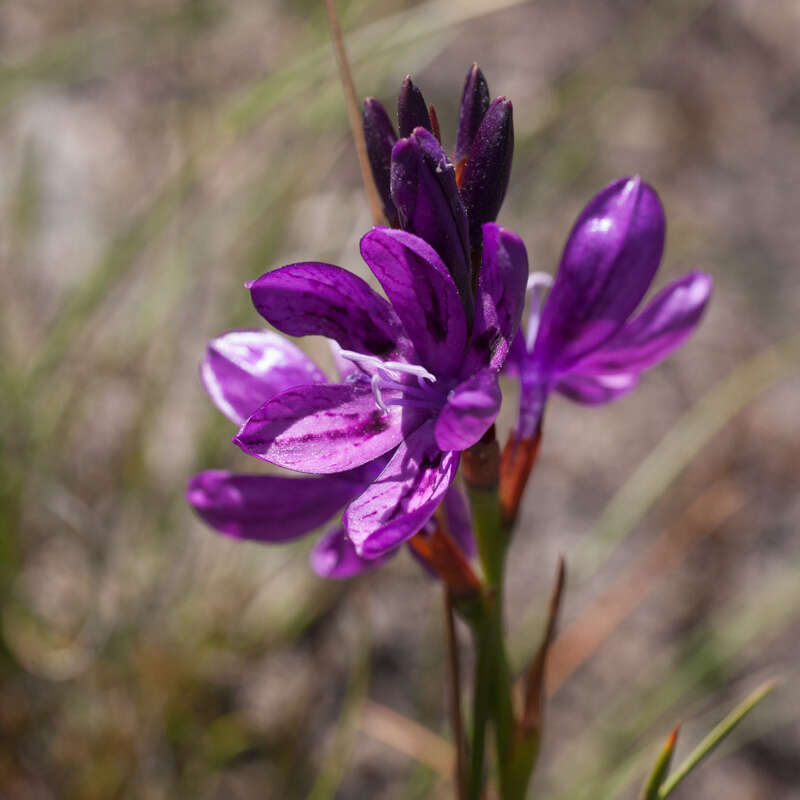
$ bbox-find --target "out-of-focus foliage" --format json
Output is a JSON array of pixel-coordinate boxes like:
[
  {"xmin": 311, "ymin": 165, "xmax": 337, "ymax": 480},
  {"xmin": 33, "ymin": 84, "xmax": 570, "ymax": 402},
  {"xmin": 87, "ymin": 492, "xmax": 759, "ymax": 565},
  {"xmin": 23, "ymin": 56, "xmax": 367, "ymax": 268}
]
[{"xmin": 1, "ymin": 0, "xmax": 798, "ymax": 797}]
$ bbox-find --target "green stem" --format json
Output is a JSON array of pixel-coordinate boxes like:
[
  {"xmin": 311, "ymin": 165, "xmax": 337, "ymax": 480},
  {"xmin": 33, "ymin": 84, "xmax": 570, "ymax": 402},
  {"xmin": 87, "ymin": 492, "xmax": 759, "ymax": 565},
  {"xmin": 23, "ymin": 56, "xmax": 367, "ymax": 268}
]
[
  {"xmin": 469, "ymin": 485, "xmax": 507, "ymax": 590},
  {"xmin": 467, "ymin": 613, "xmax": 491, "ymax": 800},
  {"xmin": 463, "ymin": 432, "xmax": 522, "ymax": 799}
]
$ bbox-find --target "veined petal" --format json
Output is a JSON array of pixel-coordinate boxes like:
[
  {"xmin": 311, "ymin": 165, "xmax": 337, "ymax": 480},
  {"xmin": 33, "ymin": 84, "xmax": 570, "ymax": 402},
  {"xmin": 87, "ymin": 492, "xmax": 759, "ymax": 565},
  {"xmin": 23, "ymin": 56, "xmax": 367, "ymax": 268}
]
[
  {"xmin": 362, "ymin": 98, "xmax": 398, "ymax": 224},
  {"xmin": 390, "ymin": 129, "xmax": 472, "ymax": 316},
  {"xmin": 186, "ymin": 468, "xmax": 371, "ymax": 543},
  {"xmin": 201, "ymin": 330, "xmax": 326, "ymax": 426},
  {"xmin": 234, "ymin": 382, "xmax": 405, "ymax": 474},
  {"xmin": 555, "ymin": 372, "xmax": 638, "ymax": 405},
  {"xmin": 397, "ymin": 76, "xmax": 432, "ymax": 138},
  {"xmin": 468, "ymin": 223, "xmax": 529, "ymax": 371},
  {"xmin": 575, "ymin": 271, "xmax": 713, "ymax": 375},
  {"xmin": 434, "ymin": 370, "xmax": 501, "ymax": 452},
  {"xmin": 459, "ymin": 97, "xmax": 514, "ymax": 246},
  {"xmin": 310, "ymin": 525, "xmax": 394, "ymax": 579},
  {"xmin": 360, "ymin": 227, "xmax": 467, "ymax": 377},
  {"xmin": 345, "ymin": 423, "xmax": 459, "ymax": 558},
  {"xmin": 248, "ymin": 262, "xmax": 410, "ymax": 361},
  {"xmin": 534, "ymin": 176, "xmax": 665, "ymax": 373},
  {"xmin": 444, "ymin": 484, "xmax": 475, "ymax": 558},
  {"xmin": 455, "ymin": 63, "xmax": 490, "ymax": 164}
]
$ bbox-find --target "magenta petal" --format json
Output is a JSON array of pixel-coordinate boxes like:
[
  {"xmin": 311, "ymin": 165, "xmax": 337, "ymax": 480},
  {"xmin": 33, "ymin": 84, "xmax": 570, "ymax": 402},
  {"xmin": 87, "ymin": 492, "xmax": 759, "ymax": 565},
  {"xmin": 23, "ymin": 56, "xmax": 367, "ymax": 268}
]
[
  {"xmin": 390, "ymin": 130, "xmax": 472, "ymax": 314},
  {"xmin": 555, "ymin": 372, "xmax": 638, "ymax": 405},
  {"xmin": 201, "ymin": 330, "xmax": 327, "ymax": 425},
  {"xmin": 345, "ymin": 424, "xmax": 459, "ymax": 558},
  {"xmin": 234, "ymin": 383, "xmax": 405, "ymax": 474},
  {"xmin": 360, "ymin": 227, "xmax": 467, "ymax": 377},
  {"xmin": 187, "ymin": 469, "xmax": 369, "ymax": 542},
  {"xmin": 575, "ymin": 271, "xmax": 713, "ymax": 375},
  {"xmin": 434, "ymin": 370, "xmax": 501, "ymax": 452},
  {"xmin": 310, "ymin": 525, "xmax": 394, "ymax": 579},
  {"xmin": 469, "ymin": 223, "xmax": 530, "ymax": 371},
  {"xmin": 501, "ymin": 330, "xmax": 527, "ymax": 378},
  {"xmin": 534, "ymin": 177, "xmax": 666, "ymax": 373},
  {"xmin": 248, "ymin": 262, "xmax": 410, "ymax": 360},
  {"xmin": 443, "ymin": 484, "xmax": 475, "ymax": 557}
]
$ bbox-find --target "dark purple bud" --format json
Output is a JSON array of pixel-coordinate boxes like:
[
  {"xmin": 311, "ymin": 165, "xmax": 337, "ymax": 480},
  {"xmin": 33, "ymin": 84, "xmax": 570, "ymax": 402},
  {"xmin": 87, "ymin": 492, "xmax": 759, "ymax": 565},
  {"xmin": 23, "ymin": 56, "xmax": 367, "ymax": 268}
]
[
  {"xmin": 459, "ymin": 97, "xmax": 514, "ymax": 247},
  {"xmin": 390, "ymin": 128, "xmax": 473, "ymax": 321},
  {"xmin": 455, "ymin": 63, "xmax": 490, "ymax": 164},
  {"xmin": 362, "ymin": 98, "xmax": 398, "ymax": 224},
  {"xmin": 397, "ymin": 75, "xmax": 433, "ymax": 138}
]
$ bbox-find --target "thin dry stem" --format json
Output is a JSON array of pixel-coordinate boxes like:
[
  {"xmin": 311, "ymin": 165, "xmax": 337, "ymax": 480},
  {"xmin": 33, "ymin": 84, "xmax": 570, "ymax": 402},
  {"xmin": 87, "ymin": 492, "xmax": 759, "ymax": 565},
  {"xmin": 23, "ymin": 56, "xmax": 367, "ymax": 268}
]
[{"xmin": 322, "ymin": 0, "xmax": 385, "ymax": 225}]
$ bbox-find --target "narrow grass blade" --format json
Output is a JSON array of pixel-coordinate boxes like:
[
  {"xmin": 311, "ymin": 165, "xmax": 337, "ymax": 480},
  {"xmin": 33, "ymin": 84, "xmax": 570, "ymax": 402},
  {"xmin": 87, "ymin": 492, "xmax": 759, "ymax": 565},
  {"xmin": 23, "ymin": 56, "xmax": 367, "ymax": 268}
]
[
  {"xmin": 638, "ymin": 724, "xmax": 679, "ymax": 800},
  {"xmin": 658, "ymin": 680, "xmax": 777, "ymax": 798}
]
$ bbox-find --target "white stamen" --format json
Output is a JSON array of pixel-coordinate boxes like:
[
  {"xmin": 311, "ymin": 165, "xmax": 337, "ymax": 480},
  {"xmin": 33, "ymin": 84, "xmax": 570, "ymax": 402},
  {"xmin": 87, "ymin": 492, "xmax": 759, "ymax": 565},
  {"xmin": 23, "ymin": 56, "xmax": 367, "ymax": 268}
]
[
  {"xmin": 371, "ymin": 373, "xmax": 390, "ymax": 414},
  {"xmin": 337, "ymin": 349, "xmax": 385, "ymax": 372},
  {"xmin": 336, "ymin": 349, "xmax": 436, "ymax": 383},
  {"xmin": 336, "ymin": 348, "xmax": 437, "ymax": 414}
]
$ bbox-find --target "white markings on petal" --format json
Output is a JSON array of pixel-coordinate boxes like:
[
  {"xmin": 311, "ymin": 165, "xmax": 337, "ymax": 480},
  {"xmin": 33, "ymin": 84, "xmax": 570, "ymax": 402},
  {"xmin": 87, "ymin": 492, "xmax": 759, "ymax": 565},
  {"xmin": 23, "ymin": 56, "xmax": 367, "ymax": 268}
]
[{"xmin": 525, "ymin": 271, "xmax": 554, "ymax": 351}]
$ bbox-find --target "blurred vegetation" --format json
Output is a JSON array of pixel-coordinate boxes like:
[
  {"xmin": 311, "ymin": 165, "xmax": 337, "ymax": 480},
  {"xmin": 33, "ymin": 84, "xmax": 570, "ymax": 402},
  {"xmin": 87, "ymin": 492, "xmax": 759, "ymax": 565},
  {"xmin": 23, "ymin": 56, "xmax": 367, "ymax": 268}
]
[{"xmin": 1, "ymin": 0, "xmax": 798, "ymax": 798}]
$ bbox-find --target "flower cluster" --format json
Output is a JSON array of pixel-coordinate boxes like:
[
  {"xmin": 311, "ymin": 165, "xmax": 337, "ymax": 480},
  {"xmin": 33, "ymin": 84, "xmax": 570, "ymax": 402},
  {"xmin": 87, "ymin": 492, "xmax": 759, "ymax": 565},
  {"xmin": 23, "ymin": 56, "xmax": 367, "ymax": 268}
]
[{"xmin": 187, "ymin": 65, "xmax": 711, "ymax": 581}]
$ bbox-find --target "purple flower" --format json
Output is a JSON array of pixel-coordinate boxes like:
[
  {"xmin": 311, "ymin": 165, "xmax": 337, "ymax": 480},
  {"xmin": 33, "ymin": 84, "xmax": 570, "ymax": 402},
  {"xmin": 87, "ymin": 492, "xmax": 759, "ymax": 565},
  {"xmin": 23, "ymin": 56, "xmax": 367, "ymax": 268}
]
[
  {"xmin": 506, "ymin": 176, "xmax": 713, "ymax": 437},
  {"xmin": 235, "ymin": 222, "xmax": 528, "ymax": 557},
  {"xmin": 187, "ymin": 331, "xmax": 475, "ymax": 578},
  {"xmin": 363, "ymin": 65, "xmax": 513, "ymax": 249}
]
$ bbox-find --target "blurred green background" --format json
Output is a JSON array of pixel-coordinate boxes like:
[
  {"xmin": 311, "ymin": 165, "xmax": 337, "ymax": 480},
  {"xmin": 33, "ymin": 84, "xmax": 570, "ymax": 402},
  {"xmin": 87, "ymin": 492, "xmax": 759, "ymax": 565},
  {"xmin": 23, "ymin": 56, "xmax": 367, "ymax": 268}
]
[{"xmin": 1, "ymin": 0, "xmax": 798, "ymax": 797}]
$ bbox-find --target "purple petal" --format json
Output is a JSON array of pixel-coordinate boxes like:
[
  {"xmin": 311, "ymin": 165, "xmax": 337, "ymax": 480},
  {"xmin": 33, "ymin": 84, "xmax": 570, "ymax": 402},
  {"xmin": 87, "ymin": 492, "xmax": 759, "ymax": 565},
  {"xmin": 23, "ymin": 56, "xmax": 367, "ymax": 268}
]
[
  {"xmin": 533, "ymin": 177, "xmax": 666, "ymax": 373},
  {"xmin": 455, "ymin": 63, "xmax": 490, "ymax": 164},
  {"xmin": 201, "ymin": 330, "xmax": 327, "ymax": 426},
  {"xmin": 234, "ymin": 382, "xmax": 406, "ymax": 474},
  {"xmin": 555, "ymin": 372, "xmax": 638, "ymax": 405},
  {"xmin": 517, "ymin": 369, "xmax": 548, "ymax": 439},
  {"xmin": 434, "ymin": 369, "xmax": 501, "ymax": 452},
  {"xmin": 187, "ymin": 468, "xmax": 373, "ymax": 543},
  {"xmin": 397, "ymin": 75, "xmax": 432, "ymax": 138},
  {"xmin": 248, "ymin": 262, "xmax": 411, "ymax": 361},
  {"xmin": 344, "ymin": 423, "xmax": 459, "ymax": 558},
  {"xmin": 360, "ymin": 227, "xmax": 467, "ymax": 377},
  {"xmin": 468, "ymin": 223, "xmax": 529, "ymax": 371},
  {"xmin": 502, "ymin": 330, "xmax": 527, "ymax": 378},
  {"xmin": 362, "ymin": 98, "xmax": 398, "ymax": 224},
  {"xmin": 443, "ymin": 484, "xmax": 475, "ymax": 557},
  {"xmin": 575, "ymin": 271, "xmax": 713, "ymax": 374},
  {"xmin": 459, "ymin": 97, "xmax": 514, "ymax": 247},
  {"xmin": 310, "ymin": 525, "xmax": 394, "ymax": 579},
  {"xmin": 390, "ymin": 129, "xmax": 472, "ymax": 316}
]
